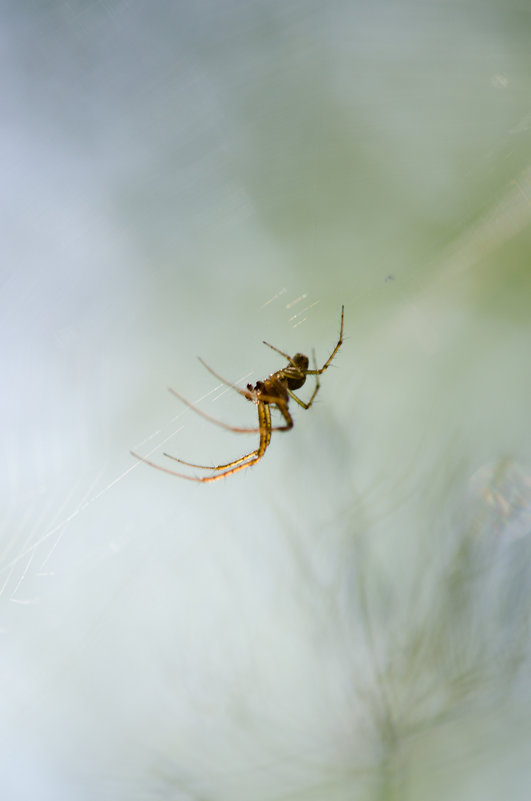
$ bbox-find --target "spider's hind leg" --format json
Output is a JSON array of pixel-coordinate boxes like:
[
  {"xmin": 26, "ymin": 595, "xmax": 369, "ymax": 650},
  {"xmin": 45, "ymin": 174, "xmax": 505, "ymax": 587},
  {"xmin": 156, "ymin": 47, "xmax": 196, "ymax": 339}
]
[
  {"xmin": 160, "ymin": 401, "xmax": 273, "ymax": 479},
  {"xmin": 164, "ymin": 449, "xmax": 259, "ymax": 471}
]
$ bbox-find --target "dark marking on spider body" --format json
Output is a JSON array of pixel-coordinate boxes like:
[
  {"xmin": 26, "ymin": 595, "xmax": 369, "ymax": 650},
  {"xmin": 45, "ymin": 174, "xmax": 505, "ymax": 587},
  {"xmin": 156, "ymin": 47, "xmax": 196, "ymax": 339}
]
[{"xmin": 131, "ymin": 306, "xmax": 344, "ymax": 483}]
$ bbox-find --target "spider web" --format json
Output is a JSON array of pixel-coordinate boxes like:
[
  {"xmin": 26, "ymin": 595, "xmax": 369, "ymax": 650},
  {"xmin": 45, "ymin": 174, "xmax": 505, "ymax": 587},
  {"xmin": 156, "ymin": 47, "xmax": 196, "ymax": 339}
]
[
  {"xmin": 4, "ymin": 146, "xmax": 531, "ymax": 593},
  {"xmin": 0, "ymin": 289, "xmax": 328, "ymax": 604},
  {"xmin": 2, "ymin": 134, "xmax": 531, "ymax": 801}
]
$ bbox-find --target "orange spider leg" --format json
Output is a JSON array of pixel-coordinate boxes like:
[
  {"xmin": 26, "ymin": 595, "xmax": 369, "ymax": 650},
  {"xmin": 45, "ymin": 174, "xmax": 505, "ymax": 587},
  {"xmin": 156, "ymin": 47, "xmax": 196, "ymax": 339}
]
[{"xmin": 131, "ymin": 403, "xmax": 272, "ymax": 482}]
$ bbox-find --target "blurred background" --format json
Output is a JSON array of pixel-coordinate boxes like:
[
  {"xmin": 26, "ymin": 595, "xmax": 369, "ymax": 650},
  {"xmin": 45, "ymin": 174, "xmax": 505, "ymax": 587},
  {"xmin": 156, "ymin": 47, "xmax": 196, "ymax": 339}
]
[{"xmin": 1, "ymin": 1, "xmax": 530, "ymax": 799}]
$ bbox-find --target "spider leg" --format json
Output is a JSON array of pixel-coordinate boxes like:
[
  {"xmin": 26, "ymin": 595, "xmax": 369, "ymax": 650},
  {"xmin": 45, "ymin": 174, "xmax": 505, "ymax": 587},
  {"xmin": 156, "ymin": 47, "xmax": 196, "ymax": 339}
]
[
  {"xmin": 262, "ymin": 341, "xmax": 298, "ymax": 368},
  {"xmin": 168, "ymin": 387, "xmax": 293, "ymax": 434},
  {"xmin": 198, "ymin": 358, "xmax": 255, "ymax": 400},
  {"xmin": 271, "ymin": 399, "xmax": 294, "ymax": 430},
  {"xmin": 165, "ymin": 450, "xmax": 258, "ymax": 471},
  {"xmin": 304, "ymin": 304, "xmax": 344, "ymax": 376},
  {"xmin": 168, "ymin": 387, "xmax": 259, "ymax": 432},
  {"xmin": 164, "ymin": 400, "xmax": 272, "ymax": 470},
  {"xmin": 131, "ymin": 404, "xmax": 272, "ymax": 482}
]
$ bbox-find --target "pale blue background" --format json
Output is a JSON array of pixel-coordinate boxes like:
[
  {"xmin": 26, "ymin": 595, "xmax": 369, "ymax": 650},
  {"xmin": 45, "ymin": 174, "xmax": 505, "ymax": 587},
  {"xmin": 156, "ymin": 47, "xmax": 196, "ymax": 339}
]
[{"xmin": 1, "ymin": 1, "xmax": 530, "ymax": 799}]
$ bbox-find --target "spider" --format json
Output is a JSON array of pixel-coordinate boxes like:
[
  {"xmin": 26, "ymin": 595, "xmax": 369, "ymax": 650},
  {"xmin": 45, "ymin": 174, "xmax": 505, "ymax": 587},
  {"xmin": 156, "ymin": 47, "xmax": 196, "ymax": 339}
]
[{"xmin": 131, "ymin": 305, "xmax": 344, "ymax": 483}]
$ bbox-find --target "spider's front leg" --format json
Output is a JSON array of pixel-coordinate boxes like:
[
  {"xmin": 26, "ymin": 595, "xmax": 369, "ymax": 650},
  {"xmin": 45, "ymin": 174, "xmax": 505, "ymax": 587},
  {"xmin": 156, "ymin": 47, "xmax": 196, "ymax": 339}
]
[
  {"xmin": 168, "ymin": 386, "xmax": 260, "ymax": 433},
  {"xmin": 198, "ymin": 358, "xmax": 256, "ymax": 401},
  {"xmin": 288, "ymin": 349, "xmax": 320, "ymax": 410},
  {"xmin": 304, "ymin": 304, "xmax": 344, "ymax": 377}
]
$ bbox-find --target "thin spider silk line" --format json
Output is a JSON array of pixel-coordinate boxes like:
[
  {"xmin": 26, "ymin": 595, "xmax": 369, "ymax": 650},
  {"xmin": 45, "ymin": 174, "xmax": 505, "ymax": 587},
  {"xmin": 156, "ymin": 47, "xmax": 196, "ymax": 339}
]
[
  {"xmin": 0, "ymin": 375, "xmax": 255, "ymax": 577},
  {"xmin": 2, "ymin": 299, "xmax": 331, "ymax": 580}
]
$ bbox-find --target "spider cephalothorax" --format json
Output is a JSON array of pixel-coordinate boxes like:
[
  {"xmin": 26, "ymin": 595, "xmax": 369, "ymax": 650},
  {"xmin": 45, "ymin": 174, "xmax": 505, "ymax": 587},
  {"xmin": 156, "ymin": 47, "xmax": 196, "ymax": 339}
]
[{"xmin": 132, "ymin": 306, "xmax": 344, "ymax": 483}]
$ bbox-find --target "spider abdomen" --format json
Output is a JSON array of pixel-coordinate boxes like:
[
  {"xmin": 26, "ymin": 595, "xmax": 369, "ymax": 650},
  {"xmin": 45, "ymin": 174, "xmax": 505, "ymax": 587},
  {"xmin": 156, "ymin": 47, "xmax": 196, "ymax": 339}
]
[{"xmin": 285, "ymin": 373, "xmax": 306, "ymax": 390}]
